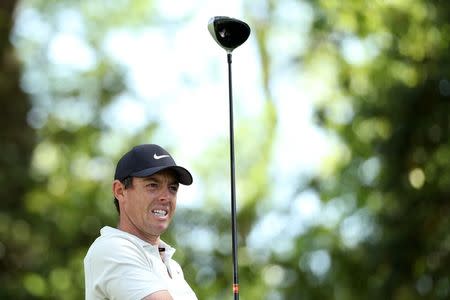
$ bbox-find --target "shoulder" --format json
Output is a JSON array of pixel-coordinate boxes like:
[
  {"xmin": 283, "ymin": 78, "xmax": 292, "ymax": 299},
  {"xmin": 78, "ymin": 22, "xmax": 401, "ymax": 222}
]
[
  {"xmin": 84, "ymin": 227, "xmax": 171, "ymax": 300},
  {"xmin": 84, "ymin": 227, "xmax": 148, "ymax": 264}
]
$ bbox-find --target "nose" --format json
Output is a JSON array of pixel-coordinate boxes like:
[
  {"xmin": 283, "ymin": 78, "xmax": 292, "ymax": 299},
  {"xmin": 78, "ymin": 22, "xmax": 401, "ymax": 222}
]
[{"xmin": 158, "ymin": 185, "xmax": 173, "ymax": 202}]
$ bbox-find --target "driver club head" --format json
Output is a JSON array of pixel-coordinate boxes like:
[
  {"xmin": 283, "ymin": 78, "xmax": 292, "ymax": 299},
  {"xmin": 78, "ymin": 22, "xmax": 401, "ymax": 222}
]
[{"xmin": 208, "ymin": 16, "xmax": 250, "ymax": 53}]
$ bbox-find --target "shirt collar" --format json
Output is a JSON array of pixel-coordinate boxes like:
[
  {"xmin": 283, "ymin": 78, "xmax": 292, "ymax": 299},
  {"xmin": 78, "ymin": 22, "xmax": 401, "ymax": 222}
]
[{"xmin": 100, "ymin": 226, "xmax": 176, "ymax": 258}]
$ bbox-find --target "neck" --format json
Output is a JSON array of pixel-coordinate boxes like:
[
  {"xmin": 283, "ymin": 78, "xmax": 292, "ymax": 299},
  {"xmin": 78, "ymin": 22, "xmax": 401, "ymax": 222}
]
[{"xmin": 117, "ymin": 221, "xmax": 160, "ymax": 245}]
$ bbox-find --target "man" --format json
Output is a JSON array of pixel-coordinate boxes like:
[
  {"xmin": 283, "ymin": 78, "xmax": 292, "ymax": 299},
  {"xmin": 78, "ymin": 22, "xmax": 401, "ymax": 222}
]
[{"xmin": 84, "ymin": 144, "xmax": 198, "ymax": 300}]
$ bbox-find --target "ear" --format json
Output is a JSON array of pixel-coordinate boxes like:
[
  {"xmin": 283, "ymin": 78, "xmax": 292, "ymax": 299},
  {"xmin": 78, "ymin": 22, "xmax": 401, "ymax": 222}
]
[{"xmin": 113, "ymin": 180, "xmax": 126, "ymax": 203}]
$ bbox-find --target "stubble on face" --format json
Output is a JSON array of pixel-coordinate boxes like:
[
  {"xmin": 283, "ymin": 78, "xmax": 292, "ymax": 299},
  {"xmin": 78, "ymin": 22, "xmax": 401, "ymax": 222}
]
[{"xmin": 118, "ymin": 170, "xmax": 179, "ymax": 245}]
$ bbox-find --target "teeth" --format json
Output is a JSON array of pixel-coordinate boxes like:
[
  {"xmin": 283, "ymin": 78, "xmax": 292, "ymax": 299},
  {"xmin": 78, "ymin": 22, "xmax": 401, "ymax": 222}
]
[{"xmin": 152, "ymin": 209, "xmax": 167, "ymax": 217}]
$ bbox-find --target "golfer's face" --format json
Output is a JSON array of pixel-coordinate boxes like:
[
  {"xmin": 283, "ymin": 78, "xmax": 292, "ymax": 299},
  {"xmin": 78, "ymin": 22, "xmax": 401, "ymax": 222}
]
[{"xmin": 122, "ymin": 170, "xmax": 178, "ymax": 243}]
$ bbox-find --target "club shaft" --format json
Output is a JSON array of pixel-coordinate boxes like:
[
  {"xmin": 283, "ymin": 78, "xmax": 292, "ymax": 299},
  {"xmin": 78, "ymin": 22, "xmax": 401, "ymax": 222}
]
[{"xmin": 227, "ymin": 52, "xmax": 239, "ymax": 300}]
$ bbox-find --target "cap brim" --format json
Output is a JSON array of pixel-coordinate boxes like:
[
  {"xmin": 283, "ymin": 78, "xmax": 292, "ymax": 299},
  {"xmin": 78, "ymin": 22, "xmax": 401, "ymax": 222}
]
[{"xmin": 130, "ymin": 166, "xmax": 193, "ymax": 185}]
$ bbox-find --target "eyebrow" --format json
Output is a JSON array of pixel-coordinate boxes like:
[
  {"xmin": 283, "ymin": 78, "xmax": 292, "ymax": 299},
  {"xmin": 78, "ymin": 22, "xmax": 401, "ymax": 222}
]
[{"xmin": 141, "ymin": 176, "xmax": 179, "ymax": 185}]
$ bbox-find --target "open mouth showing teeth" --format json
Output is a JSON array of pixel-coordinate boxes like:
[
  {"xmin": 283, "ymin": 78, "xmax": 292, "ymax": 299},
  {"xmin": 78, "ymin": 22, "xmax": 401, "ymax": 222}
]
[{"xmin": 152, "ymin": 209, "xmax": 168, "ymax": 217}]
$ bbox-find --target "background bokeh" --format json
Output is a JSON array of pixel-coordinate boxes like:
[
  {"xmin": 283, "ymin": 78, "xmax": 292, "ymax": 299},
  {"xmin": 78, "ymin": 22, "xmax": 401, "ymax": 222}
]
[{"xmin": 1, "ymin": 0, "xmax": 449, "ymax": 299}]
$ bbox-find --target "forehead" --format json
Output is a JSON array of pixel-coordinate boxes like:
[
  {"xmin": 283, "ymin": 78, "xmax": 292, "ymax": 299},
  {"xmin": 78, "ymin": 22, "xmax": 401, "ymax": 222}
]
[{"xmin": 139, "ymin": 169, "xmax": 179, "ymax": 182}]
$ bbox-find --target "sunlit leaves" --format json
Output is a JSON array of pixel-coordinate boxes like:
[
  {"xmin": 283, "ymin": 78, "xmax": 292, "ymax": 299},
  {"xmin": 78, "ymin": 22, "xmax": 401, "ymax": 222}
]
[
  {"xmin": 301, "ymin": 0, "xmax": 450, "ymax": 299},
  {"xmin": 3, "ymin": 0, "xmax": 450, "ymax": 299}
]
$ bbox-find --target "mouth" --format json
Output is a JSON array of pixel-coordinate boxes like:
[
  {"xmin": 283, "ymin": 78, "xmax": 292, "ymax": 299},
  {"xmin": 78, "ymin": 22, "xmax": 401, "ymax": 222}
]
[{"xmin": 151, "ymin": 209, "xmax": 168, "ymax": 218}]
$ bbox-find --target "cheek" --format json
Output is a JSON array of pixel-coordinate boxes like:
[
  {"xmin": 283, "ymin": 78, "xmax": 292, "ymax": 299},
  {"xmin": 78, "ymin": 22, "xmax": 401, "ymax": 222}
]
[
  {"xmin": 124, "ymin": 191, "xmax": 146, "ymax": 211},
  {"xmin": 171, "ymin": 198, "xmax": 177, "ymax": 212}
]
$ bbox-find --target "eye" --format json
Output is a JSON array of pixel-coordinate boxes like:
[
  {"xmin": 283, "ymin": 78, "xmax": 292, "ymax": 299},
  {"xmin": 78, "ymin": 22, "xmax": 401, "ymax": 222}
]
[
  {"xmin": 169, "ymin": 184, "xmax": 179, "ymax": 193},
  {"xmin": 146, "ymin": 182, "xmax": 159, "ymax": 189}
]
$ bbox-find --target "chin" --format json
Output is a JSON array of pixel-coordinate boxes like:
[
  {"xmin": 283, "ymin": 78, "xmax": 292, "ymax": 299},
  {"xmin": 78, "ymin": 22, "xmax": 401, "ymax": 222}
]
[{"xmin": 153, "ymin": 223, "xmax": 169, "ymax": 233}]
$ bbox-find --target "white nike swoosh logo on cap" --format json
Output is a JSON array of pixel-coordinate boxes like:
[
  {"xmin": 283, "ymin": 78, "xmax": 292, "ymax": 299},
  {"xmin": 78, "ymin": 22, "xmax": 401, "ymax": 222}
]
[{"xmin": 154, "ymin": 153, "xmax": 170, "ymax": 160}]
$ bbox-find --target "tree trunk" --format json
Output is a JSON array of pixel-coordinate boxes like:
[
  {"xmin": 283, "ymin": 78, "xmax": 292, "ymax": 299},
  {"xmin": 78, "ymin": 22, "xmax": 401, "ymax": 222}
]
[{"xmin": 0, "ymin": 1, "xmax": 36, "ymax": 298}]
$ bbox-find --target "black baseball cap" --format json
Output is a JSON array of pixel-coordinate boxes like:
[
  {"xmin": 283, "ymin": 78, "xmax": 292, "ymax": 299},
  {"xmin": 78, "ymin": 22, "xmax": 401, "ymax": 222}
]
[{"xmin": 114, "ymin": 144, "xmax": 193, "ymax": 185}]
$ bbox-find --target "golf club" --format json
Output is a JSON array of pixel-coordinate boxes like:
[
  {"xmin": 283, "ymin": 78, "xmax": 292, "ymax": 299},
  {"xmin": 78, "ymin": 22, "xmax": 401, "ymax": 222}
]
[{"xmin": 208, "ymin": 16, "xmax": 251, "ymax": 300}]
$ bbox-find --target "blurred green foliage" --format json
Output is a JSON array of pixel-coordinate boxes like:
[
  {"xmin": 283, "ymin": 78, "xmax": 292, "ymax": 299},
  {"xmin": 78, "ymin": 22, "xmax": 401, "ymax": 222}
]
[
  {"xmin": 287, "ymin": 0, "xmax": 450, "ymax": 299},
  {"xmin": 0, "ymin": 0, "xmax": 449, "ymax": 299}
]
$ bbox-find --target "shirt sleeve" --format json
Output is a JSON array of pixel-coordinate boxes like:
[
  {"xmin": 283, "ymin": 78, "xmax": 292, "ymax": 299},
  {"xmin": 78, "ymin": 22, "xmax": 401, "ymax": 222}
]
[{"xmin": 86, "ymin": 236, "xmax": 168, "ymax": 300}]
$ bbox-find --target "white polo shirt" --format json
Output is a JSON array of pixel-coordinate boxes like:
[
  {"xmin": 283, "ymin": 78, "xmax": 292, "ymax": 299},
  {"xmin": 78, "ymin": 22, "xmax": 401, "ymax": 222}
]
[{"xmin": 84, "ymin": 226, "xmax": 198, "ymax": 300}]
